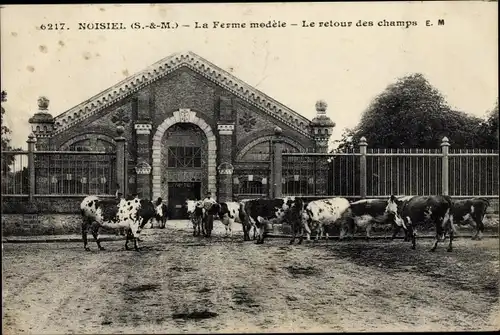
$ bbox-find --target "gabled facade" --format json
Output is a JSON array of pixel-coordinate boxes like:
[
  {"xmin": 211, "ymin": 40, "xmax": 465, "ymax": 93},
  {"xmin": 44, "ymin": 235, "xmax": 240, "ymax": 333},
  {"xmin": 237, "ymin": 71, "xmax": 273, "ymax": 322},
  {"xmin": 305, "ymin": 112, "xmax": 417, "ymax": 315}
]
[{"xmin": 29, "ymin": 51, "xmax": 335, "ymax": 218}]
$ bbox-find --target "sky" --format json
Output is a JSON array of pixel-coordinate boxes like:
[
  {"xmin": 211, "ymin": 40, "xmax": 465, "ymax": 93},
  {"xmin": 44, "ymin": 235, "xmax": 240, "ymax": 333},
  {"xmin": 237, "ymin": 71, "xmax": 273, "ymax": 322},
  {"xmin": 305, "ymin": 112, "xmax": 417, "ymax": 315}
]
[{"xmin": 1, "ymin": 2, "xmax": 498, "ymax": 150}]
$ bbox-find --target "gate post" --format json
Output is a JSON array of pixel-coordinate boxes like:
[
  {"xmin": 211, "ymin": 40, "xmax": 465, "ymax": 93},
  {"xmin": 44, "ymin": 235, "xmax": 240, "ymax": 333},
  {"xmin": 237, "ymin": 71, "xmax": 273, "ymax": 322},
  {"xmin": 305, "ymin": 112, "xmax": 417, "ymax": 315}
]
[
  {"xmin": 27, "ymin": 133, "xmax": 36, "ymax": 201},
  {"xmin": 441, "ymin": 137, "xmax": 450, "ymax": 196},
  {"xmin": 272, "ymin": 126, "xmax": 283, "ymax": 199},
  {"xmin": 115, "ymin": 126, "xmax": 128, "ymax": 197},
  {"xmin": 359, "ymin": 136, "xmax": 368, "ymax": 199}
]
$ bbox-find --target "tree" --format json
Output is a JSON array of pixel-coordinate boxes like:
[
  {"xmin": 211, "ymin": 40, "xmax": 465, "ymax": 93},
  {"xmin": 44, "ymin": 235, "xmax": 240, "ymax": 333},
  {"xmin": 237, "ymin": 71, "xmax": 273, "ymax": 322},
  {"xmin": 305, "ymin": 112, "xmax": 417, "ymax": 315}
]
[
  {"xmin": 1, "ymin": 90, "xmax": 22, "ymax": 173},
  {"xmin": 476, "ymin": 99, "xmax": 499, "ymax": 149},
  {"xmin": 336, "ymin": 73, "xmax": 484, "ymax": 149}
]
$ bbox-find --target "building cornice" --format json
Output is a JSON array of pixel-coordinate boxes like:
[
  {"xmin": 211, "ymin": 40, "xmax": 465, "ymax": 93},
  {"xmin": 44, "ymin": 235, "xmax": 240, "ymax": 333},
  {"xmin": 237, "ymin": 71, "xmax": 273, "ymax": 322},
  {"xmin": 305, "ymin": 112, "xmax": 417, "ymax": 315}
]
[{"xmin": 52, "ymin": 51, "xmax": 312, "ymax": 138}]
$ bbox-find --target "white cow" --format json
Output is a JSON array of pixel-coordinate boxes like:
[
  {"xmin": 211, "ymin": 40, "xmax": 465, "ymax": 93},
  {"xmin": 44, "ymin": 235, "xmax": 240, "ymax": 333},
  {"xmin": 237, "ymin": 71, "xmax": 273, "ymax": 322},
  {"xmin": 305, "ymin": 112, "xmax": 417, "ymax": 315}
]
[
  {"xmin": 217, "ymin": 201, "xmax": 245, "ymax": 238},
  {"xmin": 301, "ymin": 197, "xmax": 351, "ymax": 241}
]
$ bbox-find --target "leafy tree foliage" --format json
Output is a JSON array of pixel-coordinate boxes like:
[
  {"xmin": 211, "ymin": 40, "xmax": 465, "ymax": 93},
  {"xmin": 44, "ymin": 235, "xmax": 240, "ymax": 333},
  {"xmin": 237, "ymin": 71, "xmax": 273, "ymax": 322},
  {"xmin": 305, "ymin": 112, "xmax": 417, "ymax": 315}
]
[
  {"xmin": 334, "ymin": 74, "xmax": 494, "ymax": 151},
  {"xmin": 476, "ymin": 100, "xmax": 499, "ymax": 149},
  {"xmin": 1, "ymin": 90, "xmax": 22, "ymax": 173}
]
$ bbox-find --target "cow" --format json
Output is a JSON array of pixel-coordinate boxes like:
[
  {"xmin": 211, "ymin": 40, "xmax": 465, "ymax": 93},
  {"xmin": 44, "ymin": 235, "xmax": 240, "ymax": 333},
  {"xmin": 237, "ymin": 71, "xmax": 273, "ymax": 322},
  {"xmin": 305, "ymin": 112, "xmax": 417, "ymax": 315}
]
[
  {"xmin": 385, "ymin": 195, "xmax": 454, "ymax": 252},
  {"xmin": 450, "ymin": 198, "xmax": 491, "ymax": 240},
  {"xmin": 340, "ymin": 198, "xmax": 397, "ymax": 240},
  {"xmin": 149, "ymin": 197, "xmax": 169, "ymax": 229},
  {"xmin": 240, "ymin": 197, "xmax": 303, "ymax": 244},
  {"xmin": 300, "ymin": 197, "xmax": 351, "ymax": 242},
  {"xmin": 80, "ymin": 195, "xmax": 153, "ymax": 251},
  {"xmin": 186, "ymin": 200, "xmax": 204, "ymax": 236},
  {"xmin": 217, "ymin": 201, "xmax": 245, "ymax": 238}
]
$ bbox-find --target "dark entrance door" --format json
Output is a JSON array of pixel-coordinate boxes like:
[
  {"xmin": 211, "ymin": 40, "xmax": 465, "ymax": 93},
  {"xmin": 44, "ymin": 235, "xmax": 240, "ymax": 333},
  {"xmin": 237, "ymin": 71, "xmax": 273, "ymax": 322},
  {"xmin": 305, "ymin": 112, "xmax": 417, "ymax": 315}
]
[{"xmin": 168, "ymin": 182, "xmax": 201, "ymax": 219}]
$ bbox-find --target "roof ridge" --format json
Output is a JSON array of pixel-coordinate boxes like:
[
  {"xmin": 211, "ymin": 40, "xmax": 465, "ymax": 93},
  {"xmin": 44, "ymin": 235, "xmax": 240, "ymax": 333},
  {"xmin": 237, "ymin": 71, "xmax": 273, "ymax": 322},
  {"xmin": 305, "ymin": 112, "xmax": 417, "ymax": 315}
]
[{"xmin": 52, "ymin": 51, "xmax": 312, "ymax": 138}]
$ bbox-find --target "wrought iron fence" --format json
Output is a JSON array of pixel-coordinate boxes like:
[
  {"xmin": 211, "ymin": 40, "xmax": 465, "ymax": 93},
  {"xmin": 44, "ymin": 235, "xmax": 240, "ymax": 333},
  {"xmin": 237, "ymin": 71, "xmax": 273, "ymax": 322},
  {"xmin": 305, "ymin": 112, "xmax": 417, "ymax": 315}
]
[
  {"xmin": 448, "ymin": 149, "xmax": 499, "ymax": 197},
  {"xmin": 366, "ymin": 148, "xmax": 442, "ymax": 197},
  {"xmin": 281, "ymin": 142, "xmax": 499, "ymax": 199},
  {"xmin": 1, "ymin": 150, "xmax": 116, "ymax": 196},
  {"xmin": 34, "ymin": 151, "xmax": 116, "ymax": 195},
  {"xmin": 1, "ymin": 151, "xmax": 29, "ymax": 195}
]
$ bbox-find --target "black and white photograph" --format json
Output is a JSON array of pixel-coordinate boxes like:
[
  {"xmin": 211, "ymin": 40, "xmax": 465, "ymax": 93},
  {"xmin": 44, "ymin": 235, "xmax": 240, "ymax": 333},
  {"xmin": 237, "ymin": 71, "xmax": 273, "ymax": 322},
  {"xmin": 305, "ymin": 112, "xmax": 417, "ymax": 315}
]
[{"xmin": 1, "ymin": 2, "xmax": 499, "ymax": 333}]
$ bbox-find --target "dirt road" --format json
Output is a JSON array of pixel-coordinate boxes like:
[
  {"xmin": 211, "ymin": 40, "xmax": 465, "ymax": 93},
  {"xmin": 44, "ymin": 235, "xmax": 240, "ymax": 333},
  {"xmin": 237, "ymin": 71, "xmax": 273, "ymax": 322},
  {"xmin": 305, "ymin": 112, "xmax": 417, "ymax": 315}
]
[{"xmin": 3, "ymin": 221, "xmax": 499, "ymax": 333}]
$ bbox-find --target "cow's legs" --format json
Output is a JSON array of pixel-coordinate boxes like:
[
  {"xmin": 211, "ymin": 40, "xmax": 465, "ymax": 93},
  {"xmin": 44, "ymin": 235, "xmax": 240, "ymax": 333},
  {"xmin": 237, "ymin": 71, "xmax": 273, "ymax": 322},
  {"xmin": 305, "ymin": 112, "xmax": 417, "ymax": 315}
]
[
  {"xmin": 298, "ymin": 225, "xmax": 305, "ymax": 245},
  {"xmin": 365, "ymin": 223, "xmax": 372, "ymax": 241},
  {"xmin": 125, "ymin": 229, "xmax": 132, "ymax": 250},
  {"xmin": 339, "ymin": 224, "xmax": 347, "ymax": 241},
  {"xmin": 134, "ymin": 237, "xmax": 140, "ymax": 251},
  {"xmin": 473, "ymin": 214, "xmax": 485, "ymax": 241},
  {"xmin": 90, "ymin": 222, "xmax": 105, "ymax": 251},
  {"xmin": 82, "ymin": 219, "xmax": 91, "ymax": 251},
  {"xmin": 391, "ymin": 225, "xmax": 400, "ymax": 241}
]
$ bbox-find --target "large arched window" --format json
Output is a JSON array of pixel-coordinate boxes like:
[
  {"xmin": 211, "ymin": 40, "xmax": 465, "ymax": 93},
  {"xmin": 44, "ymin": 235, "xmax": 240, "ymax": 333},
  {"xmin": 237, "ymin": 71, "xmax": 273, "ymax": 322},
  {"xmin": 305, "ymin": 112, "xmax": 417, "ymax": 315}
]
[{"xmin": 237, "ymin": 138, "xmax": 302, "ymax": 162}]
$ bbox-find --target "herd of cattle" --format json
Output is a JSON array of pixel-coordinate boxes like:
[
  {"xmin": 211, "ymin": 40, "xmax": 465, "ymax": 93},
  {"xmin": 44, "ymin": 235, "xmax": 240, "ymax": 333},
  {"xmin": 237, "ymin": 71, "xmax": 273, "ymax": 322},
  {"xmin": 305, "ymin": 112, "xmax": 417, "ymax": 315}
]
[{"xmin": 79, "ymin": 194, "xmax": 491, "ymax": 253}]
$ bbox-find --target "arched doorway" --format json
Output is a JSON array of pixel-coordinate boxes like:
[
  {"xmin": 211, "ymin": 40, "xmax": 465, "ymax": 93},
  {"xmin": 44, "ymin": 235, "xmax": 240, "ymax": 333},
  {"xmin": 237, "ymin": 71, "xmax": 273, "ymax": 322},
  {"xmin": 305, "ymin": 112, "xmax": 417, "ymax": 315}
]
[
  {"xmin": 161, "ymin": 123, "xmax": 207, "ymax": 218},
  {"xmin": 152, "ymin": 109, "xmax": 217, "ymax": 219}
]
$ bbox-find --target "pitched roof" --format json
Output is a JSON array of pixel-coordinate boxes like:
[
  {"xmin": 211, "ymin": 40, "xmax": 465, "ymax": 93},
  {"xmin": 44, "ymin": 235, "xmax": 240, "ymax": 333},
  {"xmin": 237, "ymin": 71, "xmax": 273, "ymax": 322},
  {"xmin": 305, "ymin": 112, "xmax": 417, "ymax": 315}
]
[{"xmin": 53, "ymin": 51, "xmax": 312, "ymax": 138}]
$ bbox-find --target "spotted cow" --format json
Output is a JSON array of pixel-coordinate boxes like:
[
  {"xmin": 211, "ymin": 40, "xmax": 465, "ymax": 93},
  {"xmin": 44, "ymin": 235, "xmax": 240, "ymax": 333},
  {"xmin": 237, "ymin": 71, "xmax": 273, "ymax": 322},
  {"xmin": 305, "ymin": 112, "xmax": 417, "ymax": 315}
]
[
  {"xmin": 385, "ymin": 195, "xmax": 454, "ymax": 251},
  {"xmin": 80, "ymin": 195, "xmax": 150, "ymax": 251},
  {"xmin": 451, "ymin": 198, "xmax": 491, "ymax": 240},
  {"xmin": 186, "ymin": 200, "xmax": 204, "ymax": 236},
  {"xmin": 300, "ymin": 197, "xmax": 351, "ymax": 242},
  {"xmin": 240, "ymin": 197, "xmax": 303, "ymax": 244},
  {"xmin": 217, "ymin": 202, "xmax": 245, "ymax": 238},
  {"xmin": 148, "ymin": 197, "xmax": 169, "ymax": 229}
]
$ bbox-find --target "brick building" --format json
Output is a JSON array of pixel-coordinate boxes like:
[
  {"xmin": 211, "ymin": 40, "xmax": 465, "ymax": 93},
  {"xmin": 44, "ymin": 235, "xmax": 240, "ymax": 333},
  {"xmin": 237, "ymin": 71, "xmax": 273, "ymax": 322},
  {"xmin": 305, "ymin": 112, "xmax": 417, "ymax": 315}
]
[{"xmin": 28, "ymin": 51, "xmax": 335, "ymax": 218}]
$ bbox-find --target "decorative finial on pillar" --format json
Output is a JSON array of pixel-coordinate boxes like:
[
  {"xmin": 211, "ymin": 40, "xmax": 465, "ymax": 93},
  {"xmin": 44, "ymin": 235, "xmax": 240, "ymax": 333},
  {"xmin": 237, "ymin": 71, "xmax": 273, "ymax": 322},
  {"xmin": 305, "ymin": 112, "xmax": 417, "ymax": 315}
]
[
  {"xmin": 29, "ymin": 96, "xmax": 55, "ymax": 142},
  {"xmin": 27, "ymin": 133, "xmax": 36, "ymax": 143},
  {"xmin": 441, "ymin": 136, "xmax": 450, "ymax": 147},
  {"xmin": 274, "ymin": 126, "xmax": 283, "ymax": 136},
  {"xmin": 116, "ymin": 125, "xmax": 125, "ymax": 137},
  {"xmin": 37, "ymin": 96, "xmax": 50, "ymax": 112},
  {"xmin": 315, "ymin": 99, "xmax": 328, "ymax": 115},
  {"xmin": 359, "ymin": 136, "xmax": 368, "ymax": 146}
]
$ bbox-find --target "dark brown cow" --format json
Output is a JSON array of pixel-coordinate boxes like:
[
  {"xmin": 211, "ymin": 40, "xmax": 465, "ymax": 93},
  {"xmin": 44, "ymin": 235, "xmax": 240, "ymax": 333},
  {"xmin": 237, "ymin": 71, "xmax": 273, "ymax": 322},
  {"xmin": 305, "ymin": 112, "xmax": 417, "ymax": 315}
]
[
  {"xmin": 240, "ymin": 197, "xmax": 303, "ymax": 244},
  {"xmin": 344, "ymin": 198, "xmax": 408, "ymax": 240},
  {"xmin": 451, "ymin": 198, "xmax": 490, "ymax": 240},
  {"xmin": 385, "ymin": 195, "xmax": 454, "ymax": 251}
]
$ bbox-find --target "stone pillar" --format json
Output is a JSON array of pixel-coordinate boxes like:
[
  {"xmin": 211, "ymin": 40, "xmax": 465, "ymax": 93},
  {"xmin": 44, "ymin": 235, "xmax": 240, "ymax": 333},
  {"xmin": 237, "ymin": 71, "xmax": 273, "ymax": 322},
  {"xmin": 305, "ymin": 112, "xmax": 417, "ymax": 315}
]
[
  {"xmin": 273, "ymin": 126, "xmax": 283, "ymax": 199},
  {"xmin": 217, "ymin": 163, "xmax": 234, "ymax": 203},
  {"xmin": 441, "ymin": 137, "xmax": 450, "ymax": 196},
  {"xmin": 314, "ymin": 139, "xmax": 330, "ymax": 196},
  {"xmin": 27, "ymin": 134, "xmax": 36, "ymax": 201},
  {"xmin": 115, "ymin": 126, "xmax": 127, "ymax": 196},
  {"xmin": 134, "ymin": 122, "xmax": 152, "ymax": 198},
  {"xmin": 217, "ymin": 123, "xmax": 235, "ymax": 203},
  {"xmin": 359, "ymin": 136, "xmax": 368, "ymax": 199}
]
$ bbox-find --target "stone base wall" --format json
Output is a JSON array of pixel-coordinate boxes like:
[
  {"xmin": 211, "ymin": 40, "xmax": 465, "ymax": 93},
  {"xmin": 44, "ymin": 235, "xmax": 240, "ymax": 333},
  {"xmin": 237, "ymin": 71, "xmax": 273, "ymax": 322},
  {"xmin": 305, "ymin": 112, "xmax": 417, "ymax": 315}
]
[
  {"xmin": 2, "ymin": 214, "xmax": 119, "ymax": 236},
  {"xmin": 1, "ymin": 196, "xmax": 117, "ymax": 236}
]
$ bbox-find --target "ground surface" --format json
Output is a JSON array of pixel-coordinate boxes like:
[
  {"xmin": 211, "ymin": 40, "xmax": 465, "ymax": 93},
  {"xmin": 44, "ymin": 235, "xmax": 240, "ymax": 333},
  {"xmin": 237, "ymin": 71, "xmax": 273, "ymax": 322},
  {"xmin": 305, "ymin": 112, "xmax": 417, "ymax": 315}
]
[{"xmin": 3, "ymin": 220, "xmax": 499, "ymax": 334}]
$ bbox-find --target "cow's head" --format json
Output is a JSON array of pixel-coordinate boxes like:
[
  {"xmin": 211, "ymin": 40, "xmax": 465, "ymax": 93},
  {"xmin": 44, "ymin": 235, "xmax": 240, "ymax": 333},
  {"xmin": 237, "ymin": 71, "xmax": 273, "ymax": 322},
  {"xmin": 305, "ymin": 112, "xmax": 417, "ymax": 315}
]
[
  {"xmin": 185, "ymin": 200, "xmax": 197, "ymax": 213},
  {"xmin": 385, "ymin": 195, "xmax": 405, "ymax": 227}
]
